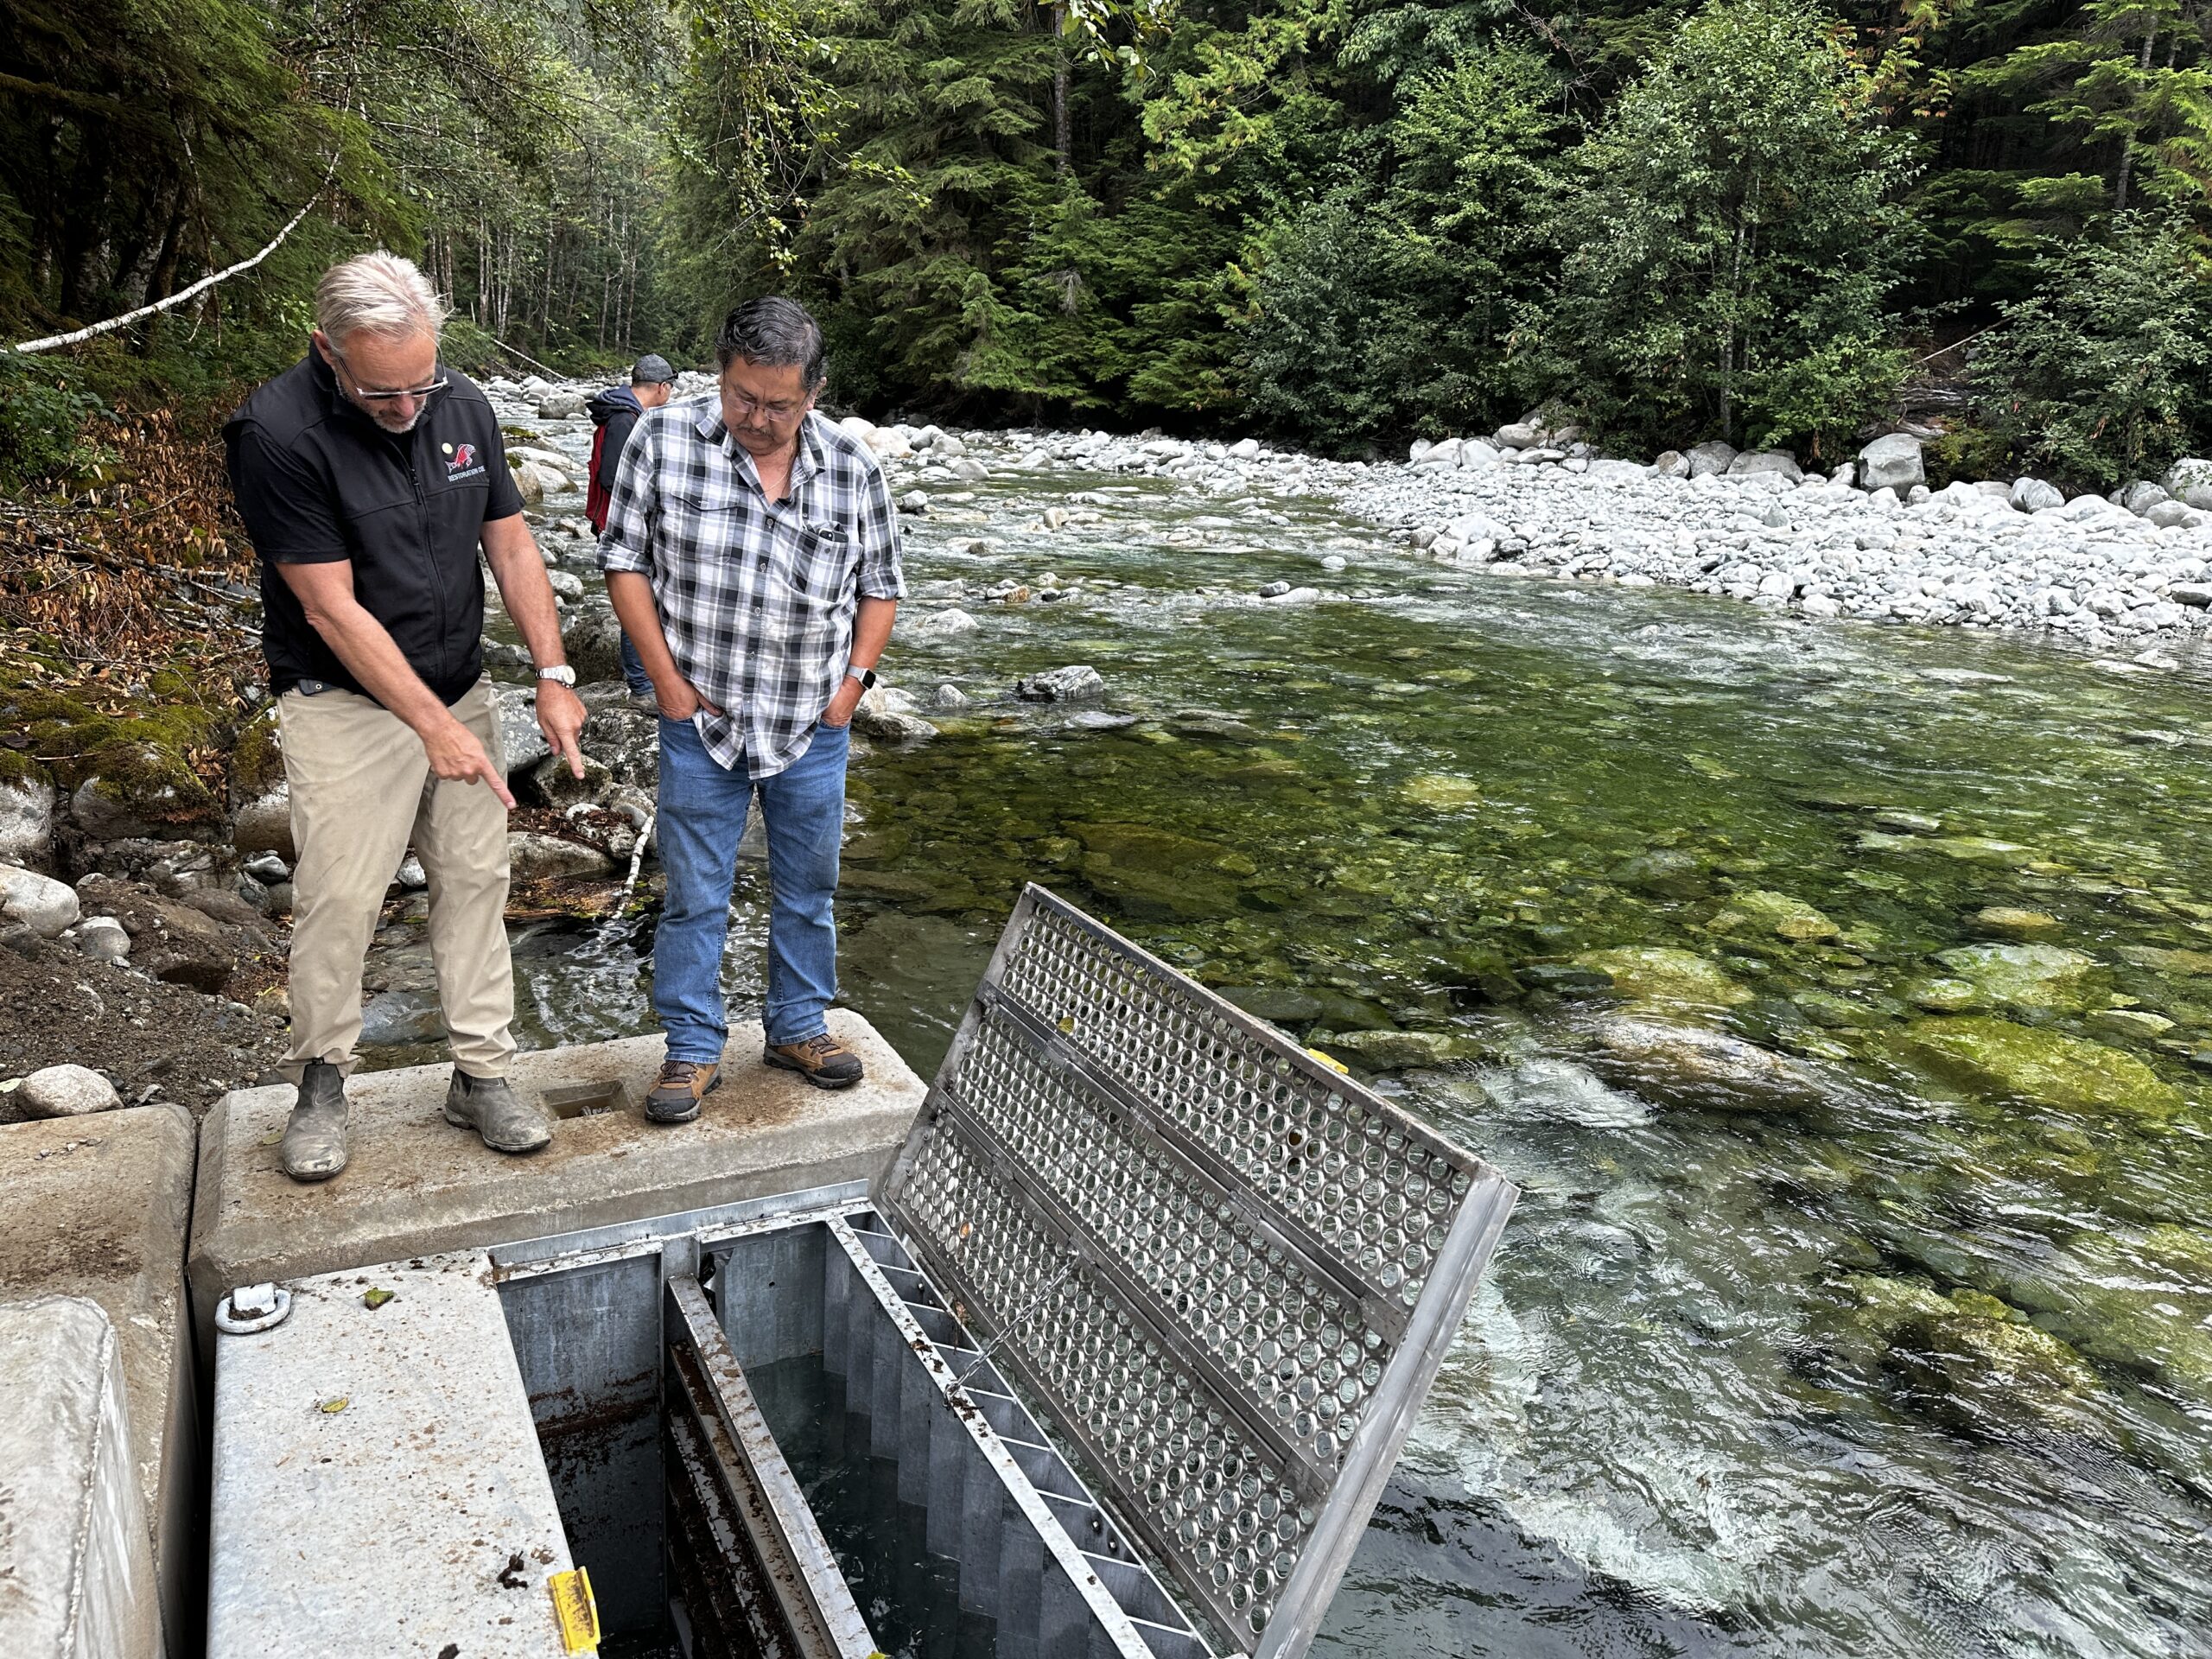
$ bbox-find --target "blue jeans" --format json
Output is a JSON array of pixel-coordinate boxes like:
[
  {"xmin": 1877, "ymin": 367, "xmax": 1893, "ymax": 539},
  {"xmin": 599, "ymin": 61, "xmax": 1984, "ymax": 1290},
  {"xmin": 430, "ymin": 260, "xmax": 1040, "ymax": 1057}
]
[
  {"xmin": 619, "ymin": 631, "xmax": 653, "ymax": 698},
  {"xmin": 654, "ymin": 715, "xmax": 849, "ymax": 1062}
]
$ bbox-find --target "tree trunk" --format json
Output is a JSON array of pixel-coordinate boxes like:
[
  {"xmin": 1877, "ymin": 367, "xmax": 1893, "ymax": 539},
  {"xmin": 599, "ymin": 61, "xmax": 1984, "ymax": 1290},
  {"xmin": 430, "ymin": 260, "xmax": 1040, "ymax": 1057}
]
[
  {"xmin": 2113, "ymin": 32, "xmax": 2155, "ymax": 210},
  {"xmin": 1052, "ymin": 5, "xmax": 1071, "ymax": 177}
]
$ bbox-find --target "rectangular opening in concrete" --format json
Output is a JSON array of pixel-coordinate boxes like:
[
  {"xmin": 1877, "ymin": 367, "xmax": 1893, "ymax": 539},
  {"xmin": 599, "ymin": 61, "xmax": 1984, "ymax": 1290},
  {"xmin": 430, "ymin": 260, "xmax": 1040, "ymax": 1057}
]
[{"xmin": 496, "ymin": 1199, "xmax": 1208, "ymax": 1659}]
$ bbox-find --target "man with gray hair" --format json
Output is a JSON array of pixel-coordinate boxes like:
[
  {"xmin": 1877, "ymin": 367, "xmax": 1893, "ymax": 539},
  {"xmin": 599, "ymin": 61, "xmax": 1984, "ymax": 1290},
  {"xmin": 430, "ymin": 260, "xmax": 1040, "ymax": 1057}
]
[
  {"xmin": 225, "ymin": 249, "xmax": 588, "ymax": 1181},
  {"xmin": 600, "ymin": 296, "xmax": 902, "ymax": 1122}
]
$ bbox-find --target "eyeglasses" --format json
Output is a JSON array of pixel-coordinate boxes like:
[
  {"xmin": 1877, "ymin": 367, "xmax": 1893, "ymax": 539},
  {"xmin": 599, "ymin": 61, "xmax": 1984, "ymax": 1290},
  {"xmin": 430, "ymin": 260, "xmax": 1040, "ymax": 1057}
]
[
  {"xmin": 721, "ymin": 386, "xmax": 807, "ymax": 423},
  {"xmin": 331, "ymin": 346, "xmax": 449, "ymax": 404}
]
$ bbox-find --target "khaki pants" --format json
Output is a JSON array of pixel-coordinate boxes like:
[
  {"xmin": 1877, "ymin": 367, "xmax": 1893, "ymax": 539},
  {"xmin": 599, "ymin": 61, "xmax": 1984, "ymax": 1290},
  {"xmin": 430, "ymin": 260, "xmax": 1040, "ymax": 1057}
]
[{"xmin": 278, "ymin": 677, "xmax": 514, "ymax": 1082}]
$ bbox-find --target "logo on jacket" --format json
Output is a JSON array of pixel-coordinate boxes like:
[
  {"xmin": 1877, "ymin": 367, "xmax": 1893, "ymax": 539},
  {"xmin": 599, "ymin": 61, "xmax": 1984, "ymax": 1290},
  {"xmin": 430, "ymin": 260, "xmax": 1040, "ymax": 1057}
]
[{"xmin": 445, "ymin": 442, "xmax": 486, "ymax": 482}]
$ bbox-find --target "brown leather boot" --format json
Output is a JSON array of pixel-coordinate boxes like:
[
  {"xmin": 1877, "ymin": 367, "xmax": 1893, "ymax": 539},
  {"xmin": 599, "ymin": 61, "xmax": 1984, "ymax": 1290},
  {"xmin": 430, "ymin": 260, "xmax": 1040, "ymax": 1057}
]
[
  {"xmin": 645, "ymin": 1059, "xmax": 721, "ymax": 1124},
  {"xmin": 763, "ymin": 1032, "xmax": 863, "ymax": 1090}
]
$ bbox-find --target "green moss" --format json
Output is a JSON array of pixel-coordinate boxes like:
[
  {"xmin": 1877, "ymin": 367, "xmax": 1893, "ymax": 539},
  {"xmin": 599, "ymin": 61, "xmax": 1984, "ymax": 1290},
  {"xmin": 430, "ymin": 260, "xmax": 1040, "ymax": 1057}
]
[
  {"xmin": 2, "ymin": 659, "xmax": 226, "ymax": 825},
  {"xmin": 230, "ymin": 708, "xmax": 285, "ymax": 797},
  {"xmin": 1576, "ymin": 945, "xmax": 1753, "ymax": 1007},
  {"xmin": 1897, "ymin": 1016, "xmax": 2184, "ymax": 1119}
]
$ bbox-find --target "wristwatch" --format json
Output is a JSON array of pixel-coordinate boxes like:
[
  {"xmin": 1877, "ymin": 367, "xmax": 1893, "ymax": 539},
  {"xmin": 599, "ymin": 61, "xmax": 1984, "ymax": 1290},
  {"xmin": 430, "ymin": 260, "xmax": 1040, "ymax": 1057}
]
[
  {"xmin": 847, "ymin": 665, "xmax": 878, "ymax": 690},
  {"xmin": 537, "ymin": 664, "xmax": 577, "ymax": 687}
]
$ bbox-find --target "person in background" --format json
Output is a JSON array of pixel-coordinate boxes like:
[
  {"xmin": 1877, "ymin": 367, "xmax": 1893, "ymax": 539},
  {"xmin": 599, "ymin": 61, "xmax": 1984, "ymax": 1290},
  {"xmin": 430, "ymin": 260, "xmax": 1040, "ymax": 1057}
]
[
  {"xmin": 598, "ymin": 297, "xmax": 902, "ymax": 1123},
  {"xmin": 224, "ymin": 250, "xmax": 588, "ymax": 1183},
  {"xmin": 587, "ymin": 353, "xmax": 679, "ymax": 703}
]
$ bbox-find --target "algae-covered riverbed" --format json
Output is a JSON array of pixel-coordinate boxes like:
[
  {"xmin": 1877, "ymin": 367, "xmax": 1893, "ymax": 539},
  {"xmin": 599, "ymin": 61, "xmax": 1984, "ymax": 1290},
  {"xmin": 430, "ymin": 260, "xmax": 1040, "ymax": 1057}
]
[{"xmin": 504, "ymin": 445, "xmax": 2212, "ymax": 1656}]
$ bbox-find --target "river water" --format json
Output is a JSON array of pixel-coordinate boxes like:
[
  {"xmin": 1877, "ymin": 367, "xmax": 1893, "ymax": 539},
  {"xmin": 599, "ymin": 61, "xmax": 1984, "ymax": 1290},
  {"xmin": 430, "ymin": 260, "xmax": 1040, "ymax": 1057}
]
[{"xmin": 475, "ymin": 410, "xmax": 2212, "ymax": 1656}]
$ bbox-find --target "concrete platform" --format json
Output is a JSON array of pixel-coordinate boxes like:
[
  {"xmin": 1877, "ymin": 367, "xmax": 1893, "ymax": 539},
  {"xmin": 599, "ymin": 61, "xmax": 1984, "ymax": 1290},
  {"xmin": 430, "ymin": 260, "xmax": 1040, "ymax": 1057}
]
[
  {"xmin": 0, "ymin": 1105, "xmax": 195, "ymax": 1655},
  {"xmin": 188, "ymin": 1009, "xmax": 923, "ymax": 1356},
  {"xmin": 207, "ymin": 1253, "xmax": 582, "ymax": 1658},
  {"xmin": 0, "ymin": 1297, "xmax": 162, "ymax": 1659}
]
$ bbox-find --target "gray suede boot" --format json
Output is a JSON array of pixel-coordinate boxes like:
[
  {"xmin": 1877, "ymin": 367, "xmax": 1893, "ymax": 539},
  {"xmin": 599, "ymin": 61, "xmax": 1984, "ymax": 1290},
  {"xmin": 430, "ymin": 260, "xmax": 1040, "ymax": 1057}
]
[
  {"xmin": 279, "ymin": 1060, "xmax": 350, "ymax": 1183},
  {"xmin": 442, "ymin": 1071, "xmax": 552, "ymax": 1154}
]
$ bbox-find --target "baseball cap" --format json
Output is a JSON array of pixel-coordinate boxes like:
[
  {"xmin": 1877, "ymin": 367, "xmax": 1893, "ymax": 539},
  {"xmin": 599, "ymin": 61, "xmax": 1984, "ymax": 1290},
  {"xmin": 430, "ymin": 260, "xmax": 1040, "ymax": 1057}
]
[{"xmin": 631, "ymin": 353, "xmax": 677, "ymax": 385}]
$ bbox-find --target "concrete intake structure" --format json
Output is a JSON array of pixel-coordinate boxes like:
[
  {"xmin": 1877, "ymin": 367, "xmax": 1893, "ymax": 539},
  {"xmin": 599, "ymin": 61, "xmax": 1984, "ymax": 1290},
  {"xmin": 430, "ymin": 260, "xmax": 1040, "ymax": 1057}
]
[{"xmin": 197, "ymin": 887, "xmax": 1518, "ymax": 1659}]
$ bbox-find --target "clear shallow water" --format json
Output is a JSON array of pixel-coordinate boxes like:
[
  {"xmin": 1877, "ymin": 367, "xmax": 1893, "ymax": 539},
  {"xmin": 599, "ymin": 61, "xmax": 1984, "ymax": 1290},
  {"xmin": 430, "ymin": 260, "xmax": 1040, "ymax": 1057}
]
[{"xmin": 474, "ymin": 433, "xmax": 2212, "ymax": 1656}]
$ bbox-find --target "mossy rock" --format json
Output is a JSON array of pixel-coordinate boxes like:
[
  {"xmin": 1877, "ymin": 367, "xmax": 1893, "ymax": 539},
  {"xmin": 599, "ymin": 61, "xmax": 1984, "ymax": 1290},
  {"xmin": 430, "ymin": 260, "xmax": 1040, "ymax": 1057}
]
[
  {"xmin": 231, "ymin": 706, "xmax": 285, "ymax": 798},
  {"xmin": 1717, "ymin": 889, "xmax": 1841, "ymax": 943},
  {"xmin": 2020, "ymin": 1226, "xmax": 2212, "ymax": 1399},
  {"xmin": 1929, "ymin": 943, "xmax": 2107, "ymax": 1014},
  {"xmin": 8, "ymin": 665, "xmax": 227, "ymax": 829},
  {"xmin": 1574, "ymin": 945, "xmax": 1752, "ymax": 1008},
  {"xmin": 1065, "ymin": 821, "xmax": 1245, "ymax": 876},
  {"xmin": 1897, "ymin": 1016, "xmax": 2183, "ymax": 1119},
  {"xmin": 2117, "ymin": 944, "xmax": 2212, "ymax": 976},
  {"xmin": 1402, "ymin": 773, "xmax": 1483, "ymax": 810}
]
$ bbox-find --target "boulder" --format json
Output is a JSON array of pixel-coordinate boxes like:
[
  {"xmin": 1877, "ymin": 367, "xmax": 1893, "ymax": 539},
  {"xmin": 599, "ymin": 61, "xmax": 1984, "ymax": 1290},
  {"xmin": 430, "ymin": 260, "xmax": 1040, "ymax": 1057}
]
[
  {"xmin": 515, "ymin": 751, "xmax": 609, "ymax": 810},
  {"xmin": 1856, "ymin": 434, "xmax": 1925, "ymax": 493},
  {"xmin": 1458, "ymin": 439, "xmax": 1504, "ymax": 468},
  {"xmin": 1651, "ymin": 450, "xmax": 1692, "ymax": 479},
  {"xmin": 1715, "ymin": 888, "xmax": 1840, "ymax": 943},
  {"xmin": 1927, "ymin": 942, "xmax": 2105, "ymax": 1014},
  {"xmin": 533, "ymin": 391, "xmax": 587, "ymax": 420},
  {"xmin": 76, "ymin": 915, "xmax": 130, "ymax": 962},
  {"xmin": 1494, "ymin": 423, "xmax": 1544, "ymax": 449},
  {"xmin": 2146, "ymin": 499, "xmax": 2202, "ymax": 529},
  {"xmin": 1227, "ymin": 438, "xmax": 1262, "ymax": 460},
  {"xmin": 0, "ymin": 777, "xmax": 55, "ymax": 866},
  {"xmin": 837, "ymin": 414, "xmax": 879, "ymax": 450},
  {"xmin": 67, "ymin": 777, "xmax": 156, "ymax": 841},
  {"xmin": 16, "ymin": 1063, "xmax": 122, "ymax": 1117},
  {"xmin": 561, "ymin": 609, "xmax": 628, "ymax": 686},
  {"xmin": 229, "ymin": 785, "xmax": 295, "ymax": 862},
  {"xmin": 506, "ymin": 831, "xmax": 616, "ymax": 882},
  {"xmin": 1896, "ymin": 1017, "xmax": 2182, "ymax": 1118},
  {"xmin": 1413, "ymin": 437, "xmax": 1463, "ymax": 468},
  {"xmin": 1685, "ymin": 440, "xmax": 1738, "ymax": 479},
  {"xmin": 2010, "ymin": 477, "xmax": 2063, "ymax": 513},
  {"xmin": 1573, "ymin": 945, "xmax": 1751, "ymax": 1008},
  {"xmin": 2117, "ymin": 480, "xmax": 2171, "ymax": 516},
  {"xmin": 1014, "ymin": 665, "xmax": 1105, "ymax": 702},
  {"xmin": 0, "ymin": 863, "xmax": 79, "ymax": 938},
  {"xmin": 850, "ymin": 686, "xmax": 938, "ymax": 743},
  {"xmin": 913, "ymin": 607, "xmax": 981, "ymax": 637},
  {"xmin": 2161, "ymin": 456, "xmax": 2212, "ymax": 508},
  {"xmin": 1728, "ymin": 450, "xmax": 1804, "ymax": 483},
  {"xmin": 1581, "ymin": 1017, "xmax": 1829, "ymax": 1113},
  {"xmin": 491, "ymin": 683, "xmax": 552, "ymax": 778}
]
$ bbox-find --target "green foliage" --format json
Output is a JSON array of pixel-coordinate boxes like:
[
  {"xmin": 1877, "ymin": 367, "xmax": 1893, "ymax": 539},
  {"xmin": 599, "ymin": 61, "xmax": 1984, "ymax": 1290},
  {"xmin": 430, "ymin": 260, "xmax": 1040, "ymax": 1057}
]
[
  {"xmin": 1535, "ymin": 0, "xmax": 1919, "ymax": 456},
  {"xmin": 0, "ymin": 354, "xmax": 117, "ymax": 490},
  {"xmin": 1974, "ymin": 213, "xmax": 2212, "ymax": 485}
]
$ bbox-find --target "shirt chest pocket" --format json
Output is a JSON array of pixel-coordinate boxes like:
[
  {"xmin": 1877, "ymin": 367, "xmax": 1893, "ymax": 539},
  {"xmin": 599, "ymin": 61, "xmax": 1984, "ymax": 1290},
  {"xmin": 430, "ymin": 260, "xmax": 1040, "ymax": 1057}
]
[{"xmin": 779, "ymin": 522, "xmax": 858, "ymax": 606}]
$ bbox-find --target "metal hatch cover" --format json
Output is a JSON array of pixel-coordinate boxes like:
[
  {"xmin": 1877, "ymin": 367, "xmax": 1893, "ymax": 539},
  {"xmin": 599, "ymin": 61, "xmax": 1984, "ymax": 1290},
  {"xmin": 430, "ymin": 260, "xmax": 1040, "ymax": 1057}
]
[{"xmin": 874, "ymin": 885, "xmax": 1519, "ymax": 1659}]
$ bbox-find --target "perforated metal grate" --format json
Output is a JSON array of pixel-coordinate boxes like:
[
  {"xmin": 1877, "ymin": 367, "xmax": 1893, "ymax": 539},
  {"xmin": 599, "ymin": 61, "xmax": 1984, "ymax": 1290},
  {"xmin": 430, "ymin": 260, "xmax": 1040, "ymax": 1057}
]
[{"xmin": 877, "ymin": 886, "xmax": 1518, "ymax": 1659}]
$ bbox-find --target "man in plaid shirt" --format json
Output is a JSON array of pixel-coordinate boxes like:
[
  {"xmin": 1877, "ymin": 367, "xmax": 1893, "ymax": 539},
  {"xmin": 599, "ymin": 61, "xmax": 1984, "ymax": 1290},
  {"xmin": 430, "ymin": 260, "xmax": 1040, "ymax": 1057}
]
[{"xmin": 599, "ymin": 297, "xmax": 903, "ymax": 1118}]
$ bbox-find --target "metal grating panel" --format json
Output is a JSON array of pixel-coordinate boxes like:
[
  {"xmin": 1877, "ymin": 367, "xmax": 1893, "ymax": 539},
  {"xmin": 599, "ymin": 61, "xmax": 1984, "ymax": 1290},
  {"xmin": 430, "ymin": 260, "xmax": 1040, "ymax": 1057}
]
[{"xmin": 875, "ymin": 885, "xmax": 1519, "ymax": 1659}]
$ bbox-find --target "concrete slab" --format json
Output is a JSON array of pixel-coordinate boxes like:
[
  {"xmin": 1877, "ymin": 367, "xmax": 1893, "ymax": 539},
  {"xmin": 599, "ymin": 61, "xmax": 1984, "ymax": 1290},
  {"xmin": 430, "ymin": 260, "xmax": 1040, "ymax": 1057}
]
[
  {"xmin": 0, "ymin": 1297, "xmax": 162, "ymax": 1659},
  {"xmin": 0, "ymin": 1106, "xmax": 195, "ymax": 1655},
  {"xmin": 189, "ymin": 1009, "xmax": 922, "ymax": 1353},
  {"xmin": 207, "ymin": 1253, "xmax": 581, "ymax": 1657}
]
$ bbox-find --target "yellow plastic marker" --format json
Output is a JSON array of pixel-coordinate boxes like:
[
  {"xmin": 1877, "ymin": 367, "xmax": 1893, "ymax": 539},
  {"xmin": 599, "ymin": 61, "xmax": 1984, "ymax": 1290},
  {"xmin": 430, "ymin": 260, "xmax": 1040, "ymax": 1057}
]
[
  {"xmin": 1305, "ymin": 1046, "xmax": 1350, "ymax": 1075},
  {"xmin": 549, "ymin": 1566, "xmax": 601, "ymax": 1655}
]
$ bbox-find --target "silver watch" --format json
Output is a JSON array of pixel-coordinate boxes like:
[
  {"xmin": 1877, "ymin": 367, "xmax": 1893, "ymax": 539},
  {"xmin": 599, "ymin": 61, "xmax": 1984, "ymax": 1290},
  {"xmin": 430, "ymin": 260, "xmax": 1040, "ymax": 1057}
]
[{"xmin": 537, "ymin": 664, "xmax": 577, "ymax": 688}]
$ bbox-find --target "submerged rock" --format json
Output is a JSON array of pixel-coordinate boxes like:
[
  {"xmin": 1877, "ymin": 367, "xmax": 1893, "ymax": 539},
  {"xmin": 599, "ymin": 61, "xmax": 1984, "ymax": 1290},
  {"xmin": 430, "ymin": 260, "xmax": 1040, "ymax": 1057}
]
[
  {"xmin": 1896, "ymin": 1017, "xmax": 2183, "ymax": 1118},
  {"xmin": 2037, "ymin": 1225, "xmax": 2212, "ymax": 1396},
  {"xmin": 1973, "ymin": 906, "xmax": 2061, "ymax": 938},
  {"xmin": 1402, "ymin": 773, "xmax": 1483, "ymax": 810},
  {"xmin": 1580, "ymin": 1015, "xmax": 1830, "ymax": 1113},
  {"xmin": 1927, "ymin": 942, "xmax": 2107, "ymax": 1014},
  {"xmin": 1716, "ymin": 889, "xmax": 1841, "ymax": 943},
  {"xmin": 1574, "ymin": 946, "xmax": 1752, "ymax": 1008}
]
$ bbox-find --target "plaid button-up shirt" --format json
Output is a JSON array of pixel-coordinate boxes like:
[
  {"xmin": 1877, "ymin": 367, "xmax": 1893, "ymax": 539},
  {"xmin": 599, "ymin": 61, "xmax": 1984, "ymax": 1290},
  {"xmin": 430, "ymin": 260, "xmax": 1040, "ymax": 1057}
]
[{"xmin": 598, "ymin": 399, "xmax": 905, "ymax": 777}]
